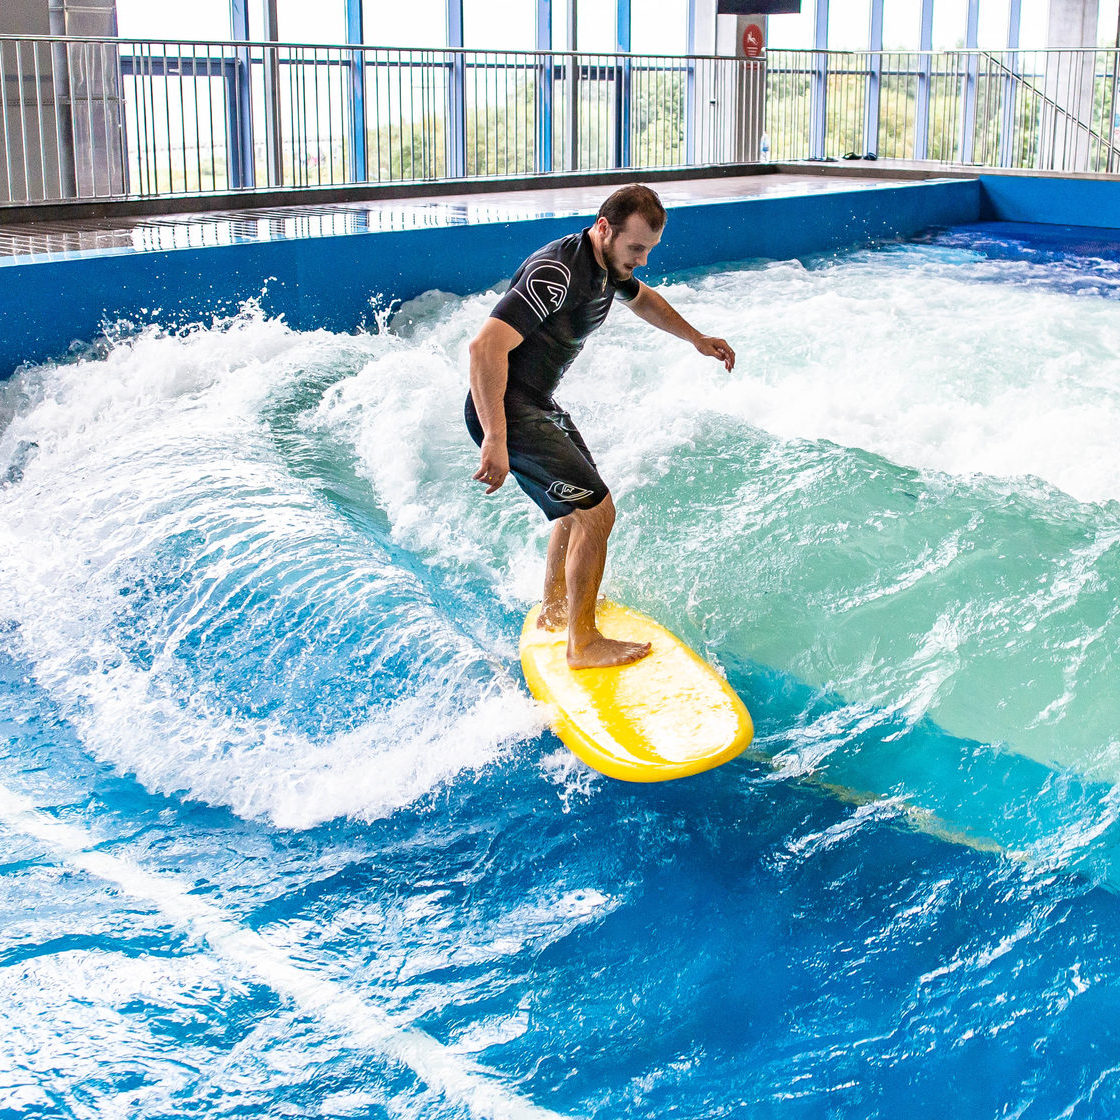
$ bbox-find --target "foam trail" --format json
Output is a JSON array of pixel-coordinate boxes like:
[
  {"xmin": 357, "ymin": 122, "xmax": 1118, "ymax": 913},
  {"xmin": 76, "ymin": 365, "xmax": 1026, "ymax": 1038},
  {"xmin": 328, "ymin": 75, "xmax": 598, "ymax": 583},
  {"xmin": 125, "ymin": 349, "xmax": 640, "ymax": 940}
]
[
  {"xmin": 0, "ymin": 312, "xmax": 543, "ymax": 826},
  {"xmin": 0, "ymin": 782, "xmax": 575, "ymax": 1120}
]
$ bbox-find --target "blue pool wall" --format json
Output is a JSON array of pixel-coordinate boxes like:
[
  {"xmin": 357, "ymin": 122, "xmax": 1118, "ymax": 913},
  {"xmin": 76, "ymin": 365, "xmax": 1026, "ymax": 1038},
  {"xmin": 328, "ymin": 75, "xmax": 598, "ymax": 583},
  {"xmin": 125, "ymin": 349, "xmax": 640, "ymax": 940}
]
[
  {"xmin": 1, "ymin": 179, "xmax": 974, "ymax": 379},
  {"xmin": 0, "ymin": 171, "xmax": 1117, "ymax": 379}
]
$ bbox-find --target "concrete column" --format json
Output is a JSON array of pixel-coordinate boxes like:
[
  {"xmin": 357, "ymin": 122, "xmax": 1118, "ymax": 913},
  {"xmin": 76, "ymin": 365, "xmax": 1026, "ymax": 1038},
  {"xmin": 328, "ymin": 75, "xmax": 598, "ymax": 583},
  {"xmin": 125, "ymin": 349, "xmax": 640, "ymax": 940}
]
[
  {"xmin": 1, "ymin": 0, "xmax": 122, "ymax": 201},
  {"xmin": 2, "ymin": 0, "xmax": 58, "ymax": 201},
  {"xmin": 52, "ymin": 0, "xmax": 124, "ymax": 196},
  {"xmin": 1041, "ymin": 0, "xmax": 1099, "ymax": 169}
]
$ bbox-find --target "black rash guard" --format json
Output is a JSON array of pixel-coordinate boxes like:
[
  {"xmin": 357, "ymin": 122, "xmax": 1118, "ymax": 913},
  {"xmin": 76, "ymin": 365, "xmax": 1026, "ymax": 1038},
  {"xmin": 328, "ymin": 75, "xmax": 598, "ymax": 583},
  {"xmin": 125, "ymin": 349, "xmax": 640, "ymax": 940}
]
[{"xmin": 488, "ymin": 227, "xmax": 641, "ymax": 405}]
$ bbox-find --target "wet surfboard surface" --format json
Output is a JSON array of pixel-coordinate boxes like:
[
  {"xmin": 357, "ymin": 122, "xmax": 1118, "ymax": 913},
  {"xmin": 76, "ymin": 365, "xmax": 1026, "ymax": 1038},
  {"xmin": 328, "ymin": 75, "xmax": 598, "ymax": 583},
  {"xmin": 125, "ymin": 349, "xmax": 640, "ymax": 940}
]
[{"xmin": 520, "ymin": 600, "xmax": 754, "ymax": 782}]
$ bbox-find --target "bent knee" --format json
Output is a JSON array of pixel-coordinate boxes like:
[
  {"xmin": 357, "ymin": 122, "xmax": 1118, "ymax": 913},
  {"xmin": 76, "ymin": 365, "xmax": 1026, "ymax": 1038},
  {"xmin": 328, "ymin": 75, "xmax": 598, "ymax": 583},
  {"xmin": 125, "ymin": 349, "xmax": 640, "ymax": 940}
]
[{"xmin": 573, "ymin": 491, "xmax": 615, "ymax": 531}]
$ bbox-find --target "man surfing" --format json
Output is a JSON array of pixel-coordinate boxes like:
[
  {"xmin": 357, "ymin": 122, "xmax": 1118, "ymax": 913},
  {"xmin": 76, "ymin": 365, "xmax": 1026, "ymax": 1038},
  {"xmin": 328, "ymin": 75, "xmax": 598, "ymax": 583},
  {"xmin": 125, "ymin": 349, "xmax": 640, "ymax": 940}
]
[{"xmin": 466, "ymin": 184, "xmax": 735, "ymax": 669}]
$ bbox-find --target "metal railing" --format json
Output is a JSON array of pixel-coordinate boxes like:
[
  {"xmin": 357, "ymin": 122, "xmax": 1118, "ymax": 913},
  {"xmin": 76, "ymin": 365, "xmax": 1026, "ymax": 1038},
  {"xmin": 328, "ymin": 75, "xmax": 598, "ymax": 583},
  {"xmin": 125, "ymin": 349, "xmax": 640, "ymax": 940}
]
[
  {"xmin": 3, "ymin": 35, "xmax": 1120, "ymax": 206},
  {"xmin": 766, "ymin": 47, "xmax": 1120, "ymax": 172},
  {"xmin": 0, "ymin": 34, "xmax": 763, "ymax": 204}
]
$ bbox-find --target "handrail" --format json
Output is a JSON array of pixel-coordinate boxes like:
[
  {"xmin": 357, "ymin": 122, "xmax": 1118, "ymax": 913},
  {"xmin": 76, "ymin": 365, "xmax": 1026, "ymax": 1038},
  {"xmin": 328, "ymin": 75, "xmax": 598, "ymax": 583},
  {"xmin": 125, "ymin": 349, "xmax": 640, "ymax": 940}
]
[
  {"xmin": 3, "ymin": 35, "xmax": 1119, "ymax": 207},
  {"xmin": 977, "ymin": 47, "xmax": 1117, "ymax": 154}
]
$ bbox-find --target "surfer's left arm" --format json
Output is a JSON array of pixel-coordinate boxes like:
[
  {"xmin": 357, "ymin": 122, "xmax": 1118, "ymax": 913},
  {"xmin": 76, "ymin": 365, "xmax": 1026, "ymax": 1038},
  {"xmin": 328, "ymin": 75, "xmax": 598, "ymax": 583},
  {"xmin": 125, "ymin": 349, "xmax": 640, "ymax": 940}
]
[{"xmin": 626, "ymin": 281, "xmax": 735, "ymax": 371}]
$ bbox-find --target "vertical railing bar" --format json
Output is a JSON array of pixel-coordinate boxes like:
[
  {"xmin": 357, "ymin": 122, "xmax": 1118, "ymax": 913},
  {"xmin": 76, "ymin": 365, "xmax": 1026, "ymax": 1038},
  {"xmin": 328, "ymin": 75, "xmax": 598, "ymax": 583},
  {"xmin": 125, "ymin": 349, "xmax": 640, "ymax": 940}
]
[
  {"xmin": 174, "ymin": 43, "xmax": 186, "ymax": 191},
  {"xmin": 298, "ymin": 44, "xmax": 305, "ymax": 185},
  {"xmin": 78, "ymin": 41, "xmax": 93, "ymax": 194},
  {"xmin": 286, "ymin": 46, "xmax": 296, "ymax": 185},
  {"xmin": 52, "ymin": 38, "xmax": 67, "ymax": 197},
  {"xmin": 217, "ymin": 43, "xmax": 228, "ymax": 189},
  {"xmin": 32, "ymin": 42, "xmax": 48, "ymax": 198},
  {"xmin": 303, "ymin": 44, "xmax": 312, "ymax": 184},
  {"xmin": 209, "ymin": 45, "xmax": 220, "ymax": 190},
  {"xmin": 1, "ymin": 40, "xmax": 13, "ymax": 202},
  {"xmin": 122, "ymin": 49, "xmax": 136, "ymax": 193},
  {"xmin": 15, "ymin": 40, "xmax": 31, "ymax": 200},
  {"xmin": 101, "ymin": 39, "xmax": 114, "ymax": 194},
  {"xmin": 192, "ymin": 43, "xmax": 203, "ymax": 190},
  {"xmin": 135, "ymin": 41, "xmax": 148, "ymax": 194},
  {"xmin": 396, "ymin": 49, "xmax": 403, "ymax": 179},
  {"xmin": 304, "ymin": 45, "xmax": 313, "ymax": 184},
  {"xmin": 412, "ymin": 49, "xmax": 419, "ymax": 179},
  {"xmin": 291, "ymin": 45, "xmax": 300, "ymax": 185},
  {"xmin": 313, "ymin": 46, "xmax": 322, "ymax": 185},
  {"xmin": 374, "ymin": 48, "xmax": 382, "ymax": 181},
  {"xmin": 424, "ymin": 50, "xmax": 431, "ymax": 177},
  {"xmin": 416, "ymin": 50, "xmax": 424, "ymax": 178},
  {"xmin": 325, "ymin": 46, "xmax": 334, "ymax": 182},
  {"xmin": 412, "ymin": 48, "xmax": 419, "ymax": 179},
  {"xmin": 158, "ymin": 41, "xmax": 171, "ymax": 191}
]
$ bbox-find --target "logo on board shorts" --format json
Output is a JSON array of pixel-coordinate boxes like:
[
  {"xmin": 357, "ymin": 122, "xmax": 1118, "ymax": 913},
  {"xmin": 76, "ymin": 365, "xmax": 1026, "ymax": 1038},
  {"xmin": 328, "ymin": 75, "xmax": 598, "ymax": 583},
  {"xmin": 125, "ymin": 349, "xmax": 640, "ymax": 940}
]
[{"xmin": 547, "ymin": 480, "xmax": 594, "ymax": 503}]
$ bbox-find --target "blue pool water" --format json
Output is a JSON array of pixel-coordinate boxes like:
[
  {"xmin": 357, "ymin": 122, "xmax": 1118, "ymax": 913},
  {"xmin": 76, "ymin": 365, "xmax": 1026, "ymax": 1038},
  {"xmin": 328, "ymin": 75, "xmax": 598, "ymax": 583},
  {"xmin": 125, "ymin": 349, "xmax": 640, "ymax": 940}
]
[{"xmin": 3, "ymin": 223, "xmax": 1120, "ymax": 1117}]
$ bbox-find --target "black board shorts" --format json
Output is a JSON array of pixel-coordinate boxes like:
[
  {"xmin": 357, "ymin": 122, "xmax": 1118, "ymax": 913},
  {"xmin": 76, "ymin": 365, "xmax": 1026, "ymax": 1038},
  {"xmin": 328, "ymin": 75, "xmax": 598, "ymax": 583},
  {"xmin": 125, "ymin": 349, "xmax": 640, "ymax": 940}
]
[{"xmin": 465, "ymin": 389, "xmax": 610, "ymax": 521}]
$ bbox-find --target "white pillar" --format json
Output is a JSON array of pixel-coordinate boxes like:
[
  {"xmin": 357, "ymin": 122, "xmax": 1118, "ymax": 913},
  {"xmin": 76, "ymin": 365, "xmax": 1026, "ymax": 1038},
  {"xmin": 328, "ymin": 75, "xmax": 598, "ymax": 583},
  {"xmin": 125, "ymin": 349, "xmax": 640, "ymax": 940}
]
[{"xmin": 708, "ymin": 9, "xmax": 766, "ymax": 163}]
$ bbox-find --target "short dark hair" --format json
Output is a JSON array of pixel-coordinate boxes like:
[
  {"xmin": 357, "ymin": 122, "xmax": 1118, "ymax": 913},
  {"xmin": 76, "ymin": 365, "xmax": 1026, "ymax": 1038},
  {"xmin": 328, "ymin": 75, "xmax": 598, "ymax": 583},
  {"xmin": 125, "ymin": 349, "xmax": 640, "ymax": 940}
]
[{"xmin": 597, "ymin": 184, "xmax": 667, "ymax": 233}]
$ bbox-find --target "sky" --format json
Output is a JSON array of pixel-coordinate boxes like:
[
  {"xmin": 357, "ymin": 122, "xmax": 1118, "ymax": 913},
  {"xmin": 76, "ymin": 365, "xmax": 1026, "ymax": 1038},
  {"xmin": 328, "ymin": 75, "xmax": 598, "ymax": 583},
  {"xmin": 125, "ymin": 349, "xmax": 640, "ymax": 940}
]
[{"xmin": 114, "ymin": 0, "xmax": 1120, "ymax": 54}]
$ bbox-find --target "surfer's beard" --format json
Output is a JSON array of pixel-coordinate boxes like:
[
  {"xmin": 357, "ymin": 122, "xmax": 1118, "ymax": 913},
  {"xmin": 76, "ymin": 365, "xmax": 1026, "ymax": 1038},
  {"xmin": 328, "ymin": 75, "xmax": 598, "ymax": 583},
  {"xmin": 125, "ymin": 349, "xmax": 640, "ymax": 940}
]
[
  {"xmin": 603, "ymin": 245, "xmax": 633, "ymax": 284},
  {"xmin": 599, "ymin": 230, "xmax": 634, "ymax": 284}
]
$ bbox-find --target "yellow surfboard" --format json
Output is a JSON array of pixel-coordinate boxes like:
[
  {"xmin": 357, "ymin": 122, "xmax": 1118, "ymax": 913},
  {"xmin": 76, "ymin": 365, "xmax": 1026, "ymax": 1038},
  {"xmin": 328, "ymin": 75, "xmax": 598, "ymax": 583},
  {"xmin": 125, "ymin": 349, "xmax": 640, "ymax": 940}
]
[{"xmin": 520, "ymin": 600, "xmax": 754, "ymax": 782}]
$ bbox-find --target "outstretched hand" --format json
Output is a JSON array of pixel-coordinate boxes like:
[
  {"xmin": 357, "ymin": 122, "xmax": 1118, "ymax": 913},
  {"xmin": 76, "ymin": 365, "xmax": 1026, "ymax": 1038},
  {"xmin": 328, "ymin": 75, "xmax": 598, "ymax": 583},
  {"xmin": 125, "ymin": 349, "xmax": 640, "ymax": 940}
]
[{"xmin": 695, "ymin": 335, "xmax": 736, "ymax": 371}]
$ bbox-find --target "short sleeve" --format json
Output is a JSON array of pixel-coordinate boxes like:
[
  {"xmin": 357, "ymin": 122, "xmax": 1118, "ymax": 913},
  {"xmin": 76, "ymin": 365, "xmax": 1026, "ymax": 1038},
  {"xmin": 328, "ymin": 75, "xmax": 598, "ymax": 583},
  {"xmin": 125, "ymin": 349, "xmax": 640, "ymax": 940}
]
[
  {"xmin": 490, "ymin": 257, "xmax": 572, "ymax": 337},
  {"xmin": 613, "ymin": 275, "xmax": 641, "ymax": 302}
]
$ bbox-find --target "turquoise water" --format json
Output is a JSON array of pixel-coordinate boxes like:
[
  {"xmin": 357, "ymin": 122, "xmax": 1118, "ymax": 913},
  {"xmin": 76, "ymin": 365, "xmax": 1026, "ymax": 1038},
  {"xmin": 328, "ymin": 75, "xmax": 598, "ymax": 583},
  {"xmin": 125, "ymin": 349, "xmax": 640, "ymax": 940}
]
[{"xmin": 3, "ymin": 224, "xmax": 1120, "ymax": 1116}]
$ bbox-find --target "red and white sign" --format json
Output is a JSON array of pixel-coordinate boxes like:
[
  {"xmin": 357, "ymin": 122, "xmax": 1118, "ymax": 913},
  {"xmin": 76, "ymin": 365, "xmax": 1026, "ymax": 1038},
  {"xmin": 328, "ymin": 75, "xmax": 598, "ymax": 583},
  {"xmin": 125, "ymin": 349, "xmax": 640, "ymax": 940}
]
[{"xmin": 742, "ymin": 22, "xmax": 764, "ymax": 57}]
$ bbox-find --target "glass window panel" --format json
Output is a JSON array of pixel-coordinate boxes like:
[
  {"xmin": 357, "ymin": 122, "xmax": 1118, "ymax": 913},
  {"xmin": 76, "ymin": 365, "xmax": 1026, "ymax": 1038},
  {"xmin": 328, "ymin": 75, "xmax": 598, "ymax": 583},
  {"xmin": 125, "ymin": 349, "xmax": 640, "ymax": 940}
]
[
  {"xmin": 1017, "ymin": 0, "xmax": 1047, "ymax": 47},
  {"xmin": 464, "ymin": 0, "xmax": 536, "ymax": 48},
  {"xmin": 882, "ymin": 0, "xmax": 922, "ymax": 48},
  {"xmin": 931, "ymin": 0, "xmax": 967, "ymax": 47},
  {"xmin": 828, "ymin": 0, "xmax": 871, "ymax": 48},
  {"xmin": 631, "ymin": 0, "xmax": 688, "ymax": 54},
  {"xmin": 365, "ymin": 0, "xmax": 448, "ymax": 47},
  {"xmin": 767, "ymin": 3, "xmax": 817, "ymax": 47},
  {"xmin": 578, "ymin": 0, "xmax": 617, "ymax": 50},
  {"xmin": 977, "ymin": 0, "xmax": 1010, "ymax": 46},
  {"xmin": 116, "ymin": 0, "xmax": 231, "ymax": 39},
  {"xmin": 277, "ymin": 0, "xmax": 346, "ymax": 42}
]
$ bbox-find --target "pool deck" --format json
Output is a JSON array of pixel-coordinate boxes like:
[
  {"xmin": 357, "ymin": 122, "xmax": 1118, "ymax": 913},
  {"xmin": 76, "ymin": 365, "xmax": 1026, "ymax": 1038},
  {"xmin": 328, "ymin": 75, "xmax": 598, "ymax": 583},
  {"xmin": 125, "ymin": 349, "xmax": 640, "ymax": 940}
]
[{"xmin": 0, "ymin": 167, "xmax": 966, "ymax": 263}]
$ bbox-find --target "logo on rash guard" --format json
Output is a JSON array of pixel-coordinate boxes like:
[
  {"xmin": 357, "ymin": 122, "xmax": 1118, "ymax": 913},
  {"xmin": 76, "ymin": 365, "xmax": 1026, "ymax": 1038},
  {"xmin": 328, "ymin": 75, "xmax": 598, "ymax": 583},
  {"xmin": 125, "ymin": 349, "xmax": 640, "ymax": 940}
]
[
  {"xmin": 547, "ymin": 480, "xmax": 593, "ymax": 503},
  {"xmin": 519, "ymin": 260, "xmax": 571, "ymax": 318}
]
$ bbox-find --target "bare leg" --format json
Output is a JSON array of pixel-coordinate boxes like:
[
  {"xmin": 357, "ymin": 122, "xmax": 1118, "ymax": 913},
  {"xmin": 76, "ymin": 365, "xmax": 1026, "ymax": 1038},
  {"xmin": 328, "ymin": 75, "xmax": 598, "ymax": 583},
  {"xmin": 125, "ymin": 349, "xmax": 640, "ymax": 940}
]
[
  {"xmin": 565, "ymin": 494, "xmax": 651, "ymax": 669},
  {"xmin": 537, "ymin": 517, "xmax": 570, "ymax": 631}
]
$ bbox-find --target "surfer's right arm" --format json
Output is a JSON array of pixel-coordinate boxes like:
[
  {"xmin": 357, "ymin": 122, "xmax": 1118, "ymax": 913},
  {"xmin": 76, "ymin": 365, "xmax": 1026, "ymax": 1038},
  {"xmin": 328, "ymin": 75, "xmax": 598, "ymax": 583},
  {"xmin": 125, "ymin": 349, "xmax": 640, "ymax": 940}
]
[{"xmin": 468, "ymin": 317, "xmax": 524, "ymax": 494}]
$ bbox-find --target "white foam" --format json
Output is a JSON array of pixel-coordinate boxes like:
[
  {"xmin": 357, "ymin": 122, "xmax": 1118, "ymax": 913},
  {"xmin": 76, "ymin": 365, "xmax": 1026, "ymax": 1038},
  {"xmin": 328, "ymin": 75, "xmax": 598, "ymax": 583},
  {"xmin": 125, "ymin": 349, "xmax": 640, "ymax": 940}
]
[
  {"xmin": 0, "ymin": 309, "xmax": 543, "ymax": 827},
  {"xmin": 7, "ymin": 242, "xmax": 1120, "ymax": 822},
  {"xmin": 327, "ymin": 244, "xmax": 1120, "ymax": 518},
  {"xmin": 432, "ymin": 251, "xmax": 1118, "ymax": 508}
]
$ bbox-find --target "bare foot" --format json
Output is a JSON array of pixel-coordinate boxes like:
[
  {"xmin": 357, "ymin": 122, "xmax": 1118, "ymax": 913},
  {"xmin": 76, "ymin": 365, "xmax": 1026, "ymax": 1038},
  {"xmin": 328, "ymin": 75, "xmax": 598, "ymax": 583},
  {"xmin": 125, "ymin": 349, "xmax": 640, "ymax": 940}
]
[
  {"xmin": 537, "ymin": 604, "xmax": 568, "ymax": 632},
  {"xmin": 567, "ymin": 635, "xmax": 652, "ymax": 669}
]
